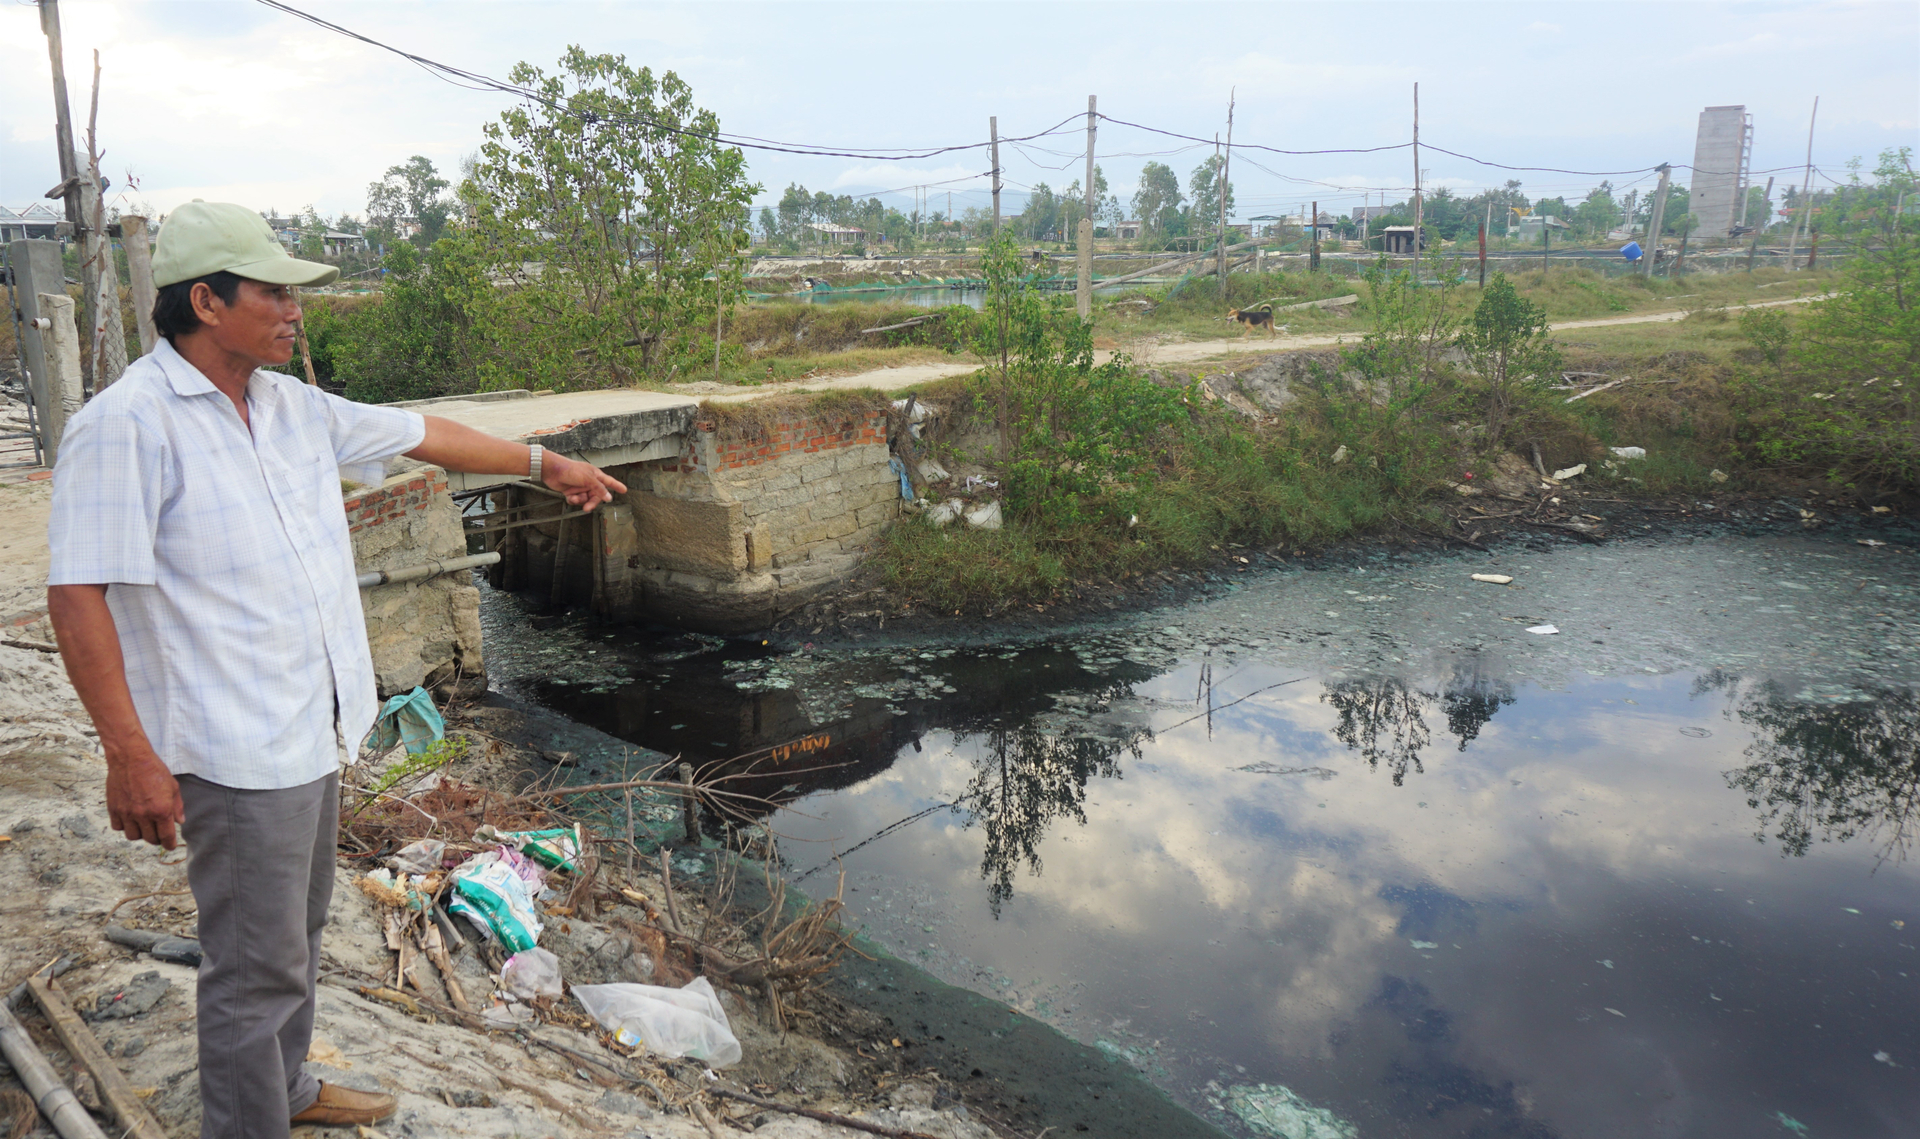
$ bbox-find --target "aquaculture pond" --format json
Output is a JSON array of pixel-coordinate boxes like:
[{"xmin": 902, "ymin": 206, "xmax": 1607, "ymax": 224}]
[{"xmin": 484, "ymin": 529, "xmax": 1920, "ymax": 1138}]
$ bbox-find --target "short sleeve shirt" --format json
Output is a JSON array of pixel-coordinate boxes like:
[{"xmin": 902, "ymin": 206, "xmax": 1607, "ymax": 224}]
[{"xmin": 47, "ymin": 340, "xmax": 426, "ymax": 789}]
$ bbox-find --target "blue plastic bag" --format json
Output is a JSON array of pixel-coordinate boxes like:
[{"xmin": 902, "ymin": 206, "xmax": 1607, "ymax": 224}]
[{"xmin": 370, "ymin": 686, "xmax": 445, "ymax": 754}]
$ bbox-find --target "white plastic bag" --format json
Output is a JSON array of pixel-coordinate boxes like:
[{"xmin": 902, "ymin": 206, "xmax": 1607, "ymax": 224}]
[
  {"xmin": 501, "ymin": 948, "xmax": 563, "ymax": 1001},
  {"xmin": 572, "ymin": 977, "xmax": 742, "ymax": 1067},
  {"xmin": 924, "ymin": 499, "xmax": 965, "ymax": 528},
  {"xmin": 387, "ymin": 839, "xmax": 445, "ymax": 875},
  {"xmin": 964, "ymin": 500, "xmax": 1003, "ymax": 530}
]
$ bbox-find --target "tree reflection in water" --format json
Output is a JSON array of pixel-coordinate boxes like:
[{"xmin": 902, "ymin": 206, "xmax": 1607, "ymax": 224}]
[
  {"xmin": 951, "ymin": 682, "xmax": 1149, "ymax": 915},
  {"xmin": 1321, "ymin": 660, "xmax": 1516, "ymax": 785},
  {"xmin": 1698, "ymin": 671, "xmax": 1920, "ymax": 867}
]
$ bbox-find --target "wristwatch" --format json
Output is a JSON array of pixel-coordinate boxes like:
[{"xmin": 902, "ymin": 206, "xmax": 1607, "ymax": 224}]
[{"xmin": 528, "ymin": 443, "xmax": 543, "ymax": 485}]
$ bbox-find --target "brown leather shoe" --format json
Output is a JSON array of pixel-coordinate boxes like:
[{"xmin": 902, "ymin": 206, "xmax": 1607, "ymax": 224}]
[{"xmin": 290, "ymin": 1082, "xmax": 397, "ymax": 1126}]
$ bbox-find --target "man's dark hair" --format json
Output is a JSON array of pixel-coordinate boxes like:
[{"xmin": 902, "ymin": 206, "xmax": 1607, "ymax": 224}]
[{"xmin": 152, "ymin": 271, "xmax": 244, "ymax": 341}]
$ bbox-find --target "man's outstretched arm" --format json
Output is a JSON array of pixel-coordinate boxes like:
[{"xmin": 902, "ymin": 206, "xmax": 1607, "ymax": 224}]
[
  {"xmin": 47, "ymin": 584, "xmax": 183, "ymax": 849},
  {"xmin": 405, "ymin": 416, "xmax": 627, "ymax": 509}
]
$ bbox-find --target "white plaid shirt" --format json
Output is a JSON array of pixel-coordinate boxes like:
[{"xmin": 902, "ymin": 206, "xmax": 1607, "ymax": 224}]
[{"xmin": 47, "ymin": 339, "xmax": 426, "ymax": 789}]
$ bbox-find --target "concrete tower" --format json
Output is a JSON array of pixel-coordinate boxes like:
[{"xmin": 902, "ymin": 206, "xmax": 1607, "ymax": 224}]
[{"xmin": 1691, "ymin": 105, "xmax": 1753, "ymax": 237}]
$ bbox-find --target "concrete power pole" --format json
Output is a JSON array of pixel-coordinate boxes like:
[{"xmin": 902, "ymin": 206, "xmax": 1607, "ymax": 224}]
[
  {"xmin": 1787, "ymin": 96, "xmax": 1819, "ymax": 264},
  {"xmin": 990, "ymin": 117, "xmax": 1001, "ymax": 237},
  {"xmin": 1215, "ymin": 90, "xmax": 1235, "ymax": 284},
  {"xmin": 1642, "ymin": 164, "xmax": 1672, "ymax": 276},
  {"xmin": 1412, "ymin": 82, "xmax": 1423, "ymax": 280},
  {"xmin": 1076, "ymin": 95, "xmax": 1096, "ymax": 319}
]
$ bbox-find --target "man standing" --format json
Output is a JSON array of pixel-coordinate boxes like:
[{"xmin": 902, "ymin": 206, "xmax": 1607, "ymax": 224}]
[{"xmin": 45, "ymin": 201, "xmax": 625, "ymax": 1138}]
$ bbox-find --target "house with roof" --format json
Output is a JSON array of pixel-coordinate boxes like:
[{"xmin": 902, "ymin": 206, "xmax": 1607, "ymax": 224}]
[{"xmin": 0, "ymin": 203, "xmax": 64, "ymax": 242}]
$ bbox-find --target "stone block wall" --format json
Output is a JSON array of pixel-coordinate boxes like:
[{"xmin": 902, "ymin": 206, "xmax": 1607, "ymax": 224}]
[
  {"xmin": 346, "ymin": 469, "xmax": 484, "ymax": 696},
  {"xmin": 592, "ymin": 404, "xmax": 900, "ymax": 631}
]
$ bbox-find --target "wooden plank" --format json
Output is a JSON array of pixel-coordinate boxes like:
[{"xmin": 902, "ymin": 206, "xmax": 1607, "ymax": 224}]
[{"xmin": 25, "ymin": 974, "xmax": 167, "ymax": 1139}]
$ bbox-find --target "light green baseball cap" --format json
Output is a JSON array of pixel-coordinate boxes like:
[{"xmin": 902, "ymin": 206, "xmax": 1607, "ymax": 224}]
[{"xmin": 151, "ymin": 200, "xmax": 339, "ymax": 288}]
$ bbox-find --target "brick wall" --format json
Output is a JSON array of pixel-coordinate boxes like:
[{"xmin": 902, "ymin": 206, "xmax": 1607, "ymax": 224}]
[
  {"xmin": 599, "ymin": 405, "xmax": 901, "ymax": 630},
  {"xmin": 348, "ymin": 467, "xmax": 483, "ymax": 696},
  {"xmin": 345, "ymin": 471, "xmax": 450, "ymax": 536}
]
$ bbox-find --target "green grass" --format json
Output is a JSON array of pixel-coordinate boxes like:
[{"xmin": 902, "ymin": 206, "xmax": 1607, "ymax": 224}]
[{"xmin": 870, "ymin": 379, "xmax": 1453, "ymax": 613}]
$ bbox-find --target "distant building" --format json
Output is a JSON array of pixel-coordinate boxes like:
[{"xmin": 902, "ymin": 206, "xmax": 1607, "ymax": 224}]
[
  {"xmin": 1691, "ymin": 105, "xmax": 1753, "ymax": 238},
  {"xmin": 1379, "ymin": 225, "xmax": 1427, "ymax": 254},
  {"xmin": 805, "ymin": 223, "xmax": 865, "ymax": 245},
  {"xmin": 323, "ymin": 231, "xmax": 367, "ymax": 256},
  {"xmin": 1350, "ymin": 204, "xmax": 1396, "ymax": 222},
  {"xmin": 1515, "ymin": 215, "xmax": 1572, "ymax": 241},
  {"xmin": 1113, "ymin": 219, "xmax": 1143, "ymax": 239},
  {"xmin": 1, "ymin": 203, "xmax": 64, "ymax": 242}
]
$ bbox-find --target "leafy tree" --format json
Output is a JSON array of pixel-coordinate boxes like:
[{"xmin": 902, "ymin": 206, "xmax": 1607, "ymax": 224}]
[
  {"xmin": 366, "ymin": 156, "xmax": 452, "ymax": 249},
  {"xmin": 295, "ymin": 204, "xmax": 326, "ymax": 260},
  {"xmin": 1059, "ymin": 164, "xmax": 1113, "ymax": 241},
  {"xmin": 461, "ymin": 46, "xmax": 760, "ymax": 386},
  {"xmin": 1130, "ymin": 162, "xmax": 1183, "ymax": 237},
  {"xmin": 1018, "ymin": 182, "xmax": 1059, "ymax": 242},
  {"xmin": 1457, "ymin": 271, "xmax": 1559, "ymax": 444},
  {"xmin": 1573, "ymin": 181, "xmax": 1620, "ymax": 236},
  {"xmin": 331, "ymin": 238, "xmax": 489, "ymax": 403},
  {"xmin": 1185, "ymin": 154, "xmax": 1234, "ymax": 237}
]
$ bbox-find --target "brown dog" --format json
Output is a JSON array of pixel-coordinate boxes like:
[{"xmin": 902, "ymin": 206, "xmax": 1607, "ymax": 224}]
[{"xmin": 1228, "ymin": 304, "xmax": 1277, "ymax": 337}]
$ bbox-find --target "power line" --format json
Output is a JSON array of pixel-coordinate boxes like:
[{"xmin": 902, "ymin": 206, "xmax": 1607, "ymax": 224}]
[
  {"xmin": 253, "ymin": 0, "xmax": 1080, "ymax": 162},
  {"xmin": 1096, "ymin": 112, "xmax": 1412, "ymax": 157}
]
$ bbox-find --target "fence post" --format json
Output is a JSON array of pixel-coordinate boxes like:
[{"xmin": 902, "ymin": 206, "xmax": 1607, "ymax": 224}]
[
  {"xmin": 121, "ymin": 214, "xmax": 157, "ymax": 355},
  {"xmin": 8, "ymin": 239, "xmax": 62, "ymax": 460},
  {"xmin": 37, "ymin": 292, "xmax": 83, "ymax": 464}
]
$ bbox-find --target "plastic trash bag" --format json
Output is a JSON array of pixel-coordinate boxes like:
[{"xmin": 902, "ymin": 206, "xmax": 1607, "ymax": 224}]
[
  {"xmin": 448, "ymin": 851, "xmax": 543, "ymax": 952},
  {"xmin": 964, "ymin": 500, "xmax": 1003, "ymax": 531},
  {"xmin": 924, "ymin": 499, "xmax": 965, "ymax": 527},
  {"xmin": 501, "ymin": 948, "xmax": 564, "ymax": 1001},
  {"xmin": 573, "ymin": 977, "xmax": 742, "ymax": 1067},
  {"xmin": 888, "ymin": 456, "xmax": 913, "ymax": 500},
  {"xmin": 387, "ymin": 839, "xmax": 445, "ymax": 875},
  {"xmin": 475, "ymin": 825, "xmax": 584, "ymax": 874},
  {"xmin": 369, "ymin": 686, "xmax": 445, "ymax": 755}
]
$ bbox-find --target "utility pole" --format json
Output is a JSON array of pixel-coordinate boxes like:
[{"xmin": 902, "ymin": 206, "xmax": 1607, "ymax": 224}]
[
  {"xmin": 1787, "ymin": 96, "xmax": 1819, "ymax": 265},
  {"xmin": 990, "ymin": 117, "xmax": 1001, "ymax": 237},
  {"xmin": 1310, "ymin": 200, "xmax": 1320, "ymax": 271},
  {"xmin": 1216, "ymin": 89, "xmax": 1235, "ymax": 285},
  {"xmin": 1411, "ymin": 82, "xmax": 1423, "ymax": 280},
  {"xmin": 1642, "ymin": 163, "xmax": 1672, "ymax": 276},
  {"xmin": 38, "ymin": 1, "xmax": 83, "ymax": 233},
  {"xmin": 1076, "ymin": 95, "xmax": 1096, "ymax": 319},
  {"xmin": 1478, "ymin": 219, "xmax": 1487, "ymax": 287},
  {"xmin": 1747, "ymin": 175, "xmax": 1774, "ymax": 272}
]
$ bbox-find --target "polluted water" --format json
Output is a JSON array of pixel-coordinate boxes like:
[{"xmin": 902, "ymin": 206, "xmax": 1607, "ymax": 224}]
[{"xmin": 486, "ymin": 529, "xmax": 1920, "ymax": 1138}]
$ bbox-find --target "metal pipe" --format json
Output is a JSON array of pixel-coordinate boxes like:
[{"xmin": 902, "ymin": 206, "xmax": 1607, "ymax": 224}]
[
  {"xmin": 0, "ymin": 1000, "xmax": 109, "ymax": 1139},
  {"xmin": 357, "ymin": 552, "xmax": 500, "ymax": 590}
]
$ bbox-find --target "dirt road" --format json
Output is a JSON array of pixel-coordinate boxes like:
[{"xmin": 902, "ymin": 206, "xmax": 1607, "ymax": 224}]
[{"xmin": 691, "ymin": 291, "xmax": 1832, "ymax": 399}]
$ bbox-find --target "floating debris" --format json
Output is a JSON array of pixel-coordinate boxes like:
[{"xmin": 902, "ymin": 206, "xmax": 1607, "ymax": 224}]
[
  {"xmin": 1236, "ymin": 762, "xmax": 1338, "ymax": 779},
  {"xmin": 1218, "ymin": 1083, "xmax": 1357, "ymax": 1139}
]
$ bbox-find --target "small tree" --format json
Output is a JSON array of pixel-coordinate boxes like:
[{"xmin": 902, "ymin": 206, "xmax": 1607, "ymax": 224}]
[
  {"xmin": 1457, "ymin": 271, "xmax": 1559, "ymax": 444},
  {"xmin": 462, "ymin": 46, "xmax": 760, "ymax": 386},
  {"xmin": 366, "ymin": 156, "xmax": 452, "ymax": 249}
]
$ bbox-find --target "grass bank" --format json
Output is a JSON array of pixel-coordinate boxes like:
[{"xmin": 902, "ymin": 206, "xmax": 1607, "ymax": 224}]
[{"xmin": 859, "ymin": 237, "xmax": 1913, "ymax": 615}]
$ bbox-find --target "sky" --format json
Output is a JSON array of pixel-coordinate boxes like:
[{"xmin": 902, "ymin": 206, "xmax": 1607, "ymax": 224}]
[{"xmin": 3, "ymin": 1, "xmax": 1916, "ymax": 227}]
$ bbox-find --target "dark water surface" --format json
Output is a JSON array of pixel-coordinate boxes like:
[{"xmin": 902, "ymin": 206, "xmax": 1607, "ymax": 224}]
[{"xmin": 489, "ymin": 531, "xmax": 1920, "ymax": 1138}]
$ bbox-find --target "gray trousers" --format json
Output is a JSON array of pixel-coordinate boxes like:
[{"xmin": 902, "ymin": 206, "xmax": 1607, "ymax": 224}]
[{"xmin": 179, "ymin": 772, "xmax": 337, "ymax": 1139}]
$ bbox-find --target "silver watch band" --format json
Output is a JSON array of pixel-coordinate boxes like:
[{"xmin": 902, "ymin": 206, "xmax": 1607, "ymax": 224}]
[{"xmin": 528, "ymin": 443, "xmax": 543, "ymax": 484}]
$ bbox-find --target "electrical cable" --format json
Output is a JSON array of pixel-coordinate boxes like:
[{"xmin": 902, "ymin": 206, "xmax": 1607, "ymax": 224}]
[{"xmin": 253, "ymin": 0, "xmax": 1080, "ymax": 162}]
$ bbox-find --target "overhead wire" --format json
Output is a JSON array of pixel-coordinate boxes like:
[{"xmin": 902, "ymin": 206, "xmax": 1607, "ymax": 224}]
[
  {"xmin": 252, "ymin": 0, "xmax": 1856, "ymax": 219},
  {"xmin": 252, "ymin": 0, "xmax": 1080, "ymax": 162}
]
